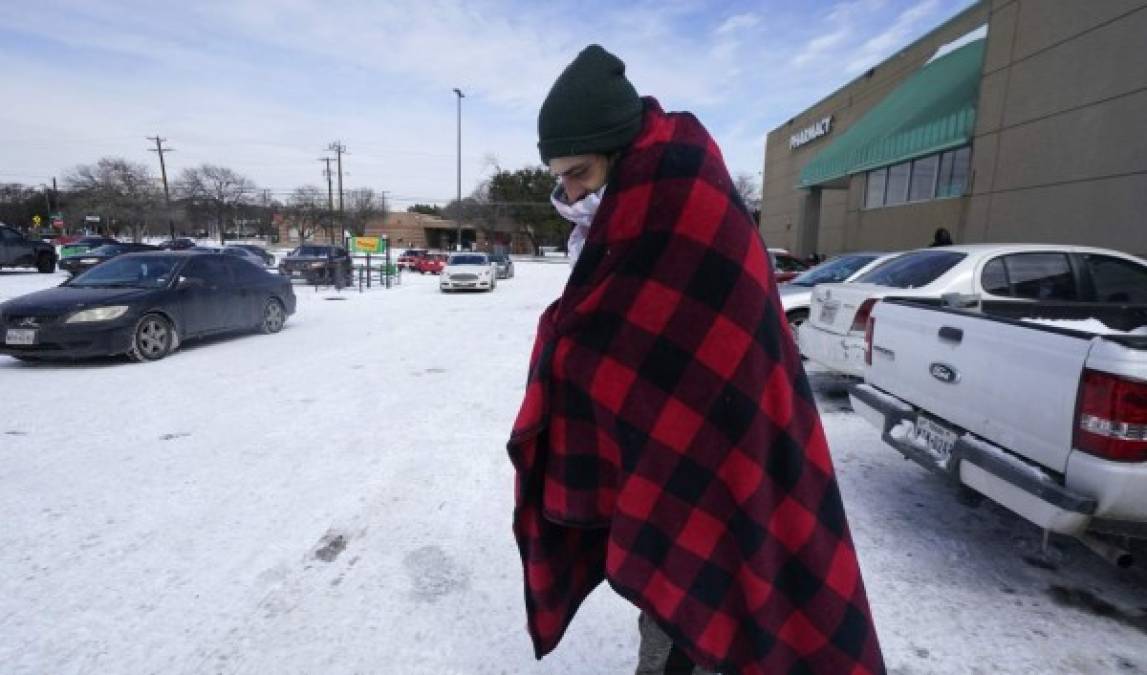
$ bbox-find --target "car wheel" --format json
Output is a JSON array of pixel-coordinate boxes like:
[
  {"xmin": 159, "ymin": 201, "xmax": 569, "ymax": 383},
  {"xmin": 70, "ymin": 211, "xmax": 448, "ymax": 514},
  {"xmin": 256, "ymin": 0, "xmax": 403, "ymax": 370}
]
[
  {"xmin": 36, "ymin": 254, "xmax": 55, "ymax": 273},
  {"xmin": 785, "ymin": 309, "xmax": 810, "ymax": 353},
  {"xmin": 128, "ymin": 314, "xmax": 173, "ymax": 363},
  {"xmin": 260, "ymin": 298, "xmax": 286, "ymax": 334},
  {"xmin": 786, "ymin": 310, "xmax": 808, "ymax": 338}
]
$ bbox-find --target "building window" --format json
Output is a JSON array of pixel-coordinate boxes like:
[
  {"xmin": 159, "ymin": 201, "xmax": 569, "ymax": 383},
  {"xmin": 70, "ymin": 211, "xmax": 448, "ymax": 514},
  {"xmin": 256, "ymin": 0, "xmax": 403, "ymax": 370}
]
[
  {"xmin": 909, "ymin": 155, "xmax": 939, "ymax": 202},
  {"xmin": 862, "ymin": 145, "xmax": 971, "ymax": 209},
  {"xmin": 885, "ymin": 162, "xmax": 910, "ymax": 205},
  {"xmin": 865, "ymin": 168, "xmax": 887, "ymax": 208},
  {"xmin": 937, "ymin": 146, "xmax": 971, "ymax": 198}
]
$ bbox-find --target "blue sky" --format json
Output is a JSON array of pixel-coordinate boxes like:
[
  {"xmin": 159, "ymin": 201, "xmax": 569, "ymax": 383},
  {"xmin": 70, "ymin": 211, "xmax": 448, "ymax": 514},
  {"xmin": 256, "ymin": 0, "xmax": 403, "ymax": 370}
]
[{"xmin": 0, "ymin": 0, "xmax": 975, "ymax": 208}]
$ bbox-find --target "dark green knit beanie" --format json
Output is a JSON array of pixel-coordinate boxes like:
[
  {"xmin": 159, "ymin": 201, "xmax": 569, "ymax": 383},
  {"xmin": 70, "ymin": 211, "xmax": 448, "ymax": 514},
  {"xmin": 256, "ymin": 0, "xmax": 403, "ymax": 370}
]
[{"xmin": 537, "ymin": 45, "xmax": 644, "ymax": 164}]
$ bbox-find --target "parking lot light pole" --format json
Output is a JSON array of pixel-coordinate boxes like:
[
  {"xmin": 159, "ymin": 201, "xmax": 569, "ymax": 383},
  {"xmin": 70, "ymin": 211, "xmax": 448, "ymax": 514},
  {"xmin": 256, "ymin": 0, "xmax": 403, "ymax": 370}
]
[{"xmin": 453, "ymin": 88, "xmax": 464, "ymax": 251}]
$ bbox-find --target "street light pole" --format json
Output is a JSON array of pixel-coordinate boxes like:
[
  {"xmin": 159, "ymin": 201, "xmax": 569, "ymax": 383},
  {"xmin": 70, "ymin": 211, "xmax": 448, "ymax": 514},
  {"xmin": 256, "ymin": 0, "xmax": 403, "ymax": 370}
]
[{"xmin": 453, "ymin": 88, "xmax": 464, "ymax": 251}]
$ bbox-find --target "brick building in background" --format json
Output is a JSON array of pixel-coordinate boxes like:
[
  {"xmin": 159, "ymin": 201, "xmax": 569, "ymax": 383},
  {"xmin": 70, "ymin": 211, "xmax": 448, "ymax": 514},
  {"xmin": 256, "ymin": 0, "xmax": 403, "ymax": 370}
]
[{"xmin": 761, "ymin": 0, "xmax": 1147, "ymax": 257}]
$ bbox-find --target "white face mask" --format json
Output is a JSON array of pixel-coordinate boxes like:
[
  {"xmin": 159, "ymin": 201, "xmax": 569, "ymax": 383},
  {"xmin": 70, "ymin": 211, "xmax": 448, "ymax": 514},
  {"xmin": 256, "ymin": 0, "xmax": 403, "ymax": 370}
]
[{"xmin": 552, "ymin": 184, "xmax": 606, "ymax": 272}]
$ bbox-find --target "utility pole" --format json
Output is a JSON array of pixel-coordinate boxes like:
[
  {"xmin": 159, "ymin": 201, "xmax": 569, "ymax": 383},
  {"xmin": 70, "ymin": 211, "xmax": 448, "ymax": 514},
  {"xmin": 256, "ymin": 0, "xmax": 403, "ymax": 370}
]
[
  {"xmin": 328, "ymin": 141, "xmax": 347, "ymax": 245},
  {"xmin": 51, "ymin": 177, "xmax": 61, "ymax": 234},
  {"xmin": 452, "ymin": 88, "xmax": 464, "ymax": 251},
  {"xmin": 319, "ymin": 156, "xmax": 335, "ymax": 243},
  {"xmin": 147, "ymin": 136, "xmax": 176, "ymax": 241},
  {"xmin": 261, "ymin": 188, "xmax": 272, "ymax": 241}
]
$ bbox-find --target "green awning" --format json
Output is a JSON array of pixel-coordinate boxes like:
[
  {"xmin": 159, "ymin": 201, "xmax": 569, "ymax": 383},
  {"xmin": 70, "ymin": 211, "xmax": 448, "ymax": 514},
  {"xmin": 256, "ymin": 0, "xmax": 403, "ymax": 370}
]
[{"xmin": 798, "ymin": 38, "xmax": 986, "ymax": 188}]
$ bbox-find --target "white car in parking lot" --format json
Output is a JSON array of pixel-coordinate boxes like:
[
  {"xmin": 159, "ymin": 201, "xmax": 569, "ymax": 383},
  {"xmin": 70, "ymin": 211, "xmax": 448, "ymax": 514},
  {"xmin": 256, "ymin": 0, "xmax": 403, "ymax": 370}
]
[
  {"xmin": 440, "ymin": 253, "xmax": 497, "ymax": 292},
  {"xmin": 778, "ymin": 251, "xmax": 897, "ymax": 337},
  {"xmin": 799, "ymin": 244, "xmax": 1147, "ymax": 378}
]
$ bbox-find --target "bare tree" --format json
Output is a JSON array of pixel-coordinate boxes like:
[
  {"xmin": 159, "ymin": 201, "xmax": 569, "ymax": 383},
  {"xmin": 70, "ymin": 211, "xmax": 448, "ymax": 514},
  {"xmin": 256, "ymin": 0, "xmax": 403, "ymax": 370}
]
[
  {"xmin": 64, "ymin": 158, "xmax": 161, "ymax": 241},
  {"xmin": 0, "ymin": 183, "xmax": 45, "ymax": 231},
  {"xmin": 733, "ymin": 172, "xmax": 762, "ymax": 222},
  {"xmin": 176, "ymin": 164, "xmax": 256, "ymax": 245},
  {"xmin": 288, "ymin": 186, "xmax": 325, "ymax": 243},
  {"xmin": 344, "ymin": 188, "xmax": 389, "ymax": 237}
]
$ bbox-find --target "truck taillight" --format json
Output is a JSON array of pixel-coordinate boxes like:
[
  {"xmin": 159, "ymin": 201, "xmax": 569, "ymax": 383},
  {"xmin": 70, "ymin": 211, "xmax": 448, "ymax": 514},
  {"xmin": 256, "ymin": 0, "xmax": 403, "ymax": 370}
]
[
  {"xmin": 1075, "ymin": 369, "xmax": 1147, "ymax": 462},
  {"xmin": 864, "ymin": 317, "xmax": 875, "ymax": 366},
  {"xmin": 851, "ymin": 298, "xmax": 879, "ymax": 333}
]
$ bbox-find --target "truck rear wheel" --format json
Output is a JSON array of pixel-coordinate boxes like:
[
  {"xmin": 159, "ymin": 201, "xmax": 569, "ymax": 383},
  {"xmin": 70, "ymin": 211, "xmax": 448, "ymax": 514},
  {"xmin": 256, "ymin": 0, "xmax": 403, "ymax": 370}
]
[{"xmin": 36, "ymin": 254, "xmax": 55, "ymax": 273}]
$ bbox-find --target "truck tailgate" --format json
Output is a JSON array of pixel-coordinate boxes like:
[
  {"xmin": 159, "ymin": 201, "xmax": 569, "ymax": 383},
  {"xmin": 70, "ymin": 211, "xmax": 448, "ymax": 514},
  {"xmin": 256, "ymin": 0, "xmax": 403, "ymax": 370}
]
[{"xmin": 867, "ymin": 301, "xmax": 1094, "ymax": 474}]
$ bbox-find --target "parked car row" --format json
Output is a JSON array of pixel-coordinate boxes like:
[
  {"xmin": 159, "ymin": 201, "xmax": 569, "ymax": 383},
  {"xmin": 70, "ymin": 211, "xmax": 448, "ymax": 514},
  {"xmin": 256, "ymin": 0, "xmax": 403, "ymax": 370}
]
[
  {"xmin": 399, "ymin": 248, "xmax": 516, "ymax": 280},
  {"xmin": 797, "ymin": 245, "xmax": 1147, "ymax": 378},
  {"xmin": 59, "ymin": 243, "xmax": 159, "ymax": 276},
  {"xmin": 783, "ymin": 241, "xmax": 1147, "ymax": 566},
  {"xmin": 779, "ymin": 252, "xmax": 895, "ymax": 337}
]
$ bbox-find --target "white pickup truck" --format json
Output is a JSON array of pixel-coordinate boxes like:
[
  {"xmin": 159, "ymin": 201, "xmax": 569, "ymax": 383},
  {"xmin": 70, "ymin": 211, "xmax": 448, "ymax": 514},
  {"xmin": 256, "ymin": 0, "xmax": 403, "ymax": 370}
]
[{"xmin": 850, "ymin": 296, "xmax": 1147, "ymax": 566}]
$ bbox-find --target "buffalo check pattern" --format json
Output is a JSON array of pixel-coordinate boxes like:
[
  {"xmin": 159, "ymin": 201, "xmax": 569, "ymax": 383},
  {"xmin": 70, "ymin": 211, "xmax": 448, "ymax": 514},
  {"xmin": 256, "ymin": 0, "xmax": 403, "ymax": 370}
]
[{"xmin": 508, "ymin": 99, "xmax": 885, "ymax": 675}]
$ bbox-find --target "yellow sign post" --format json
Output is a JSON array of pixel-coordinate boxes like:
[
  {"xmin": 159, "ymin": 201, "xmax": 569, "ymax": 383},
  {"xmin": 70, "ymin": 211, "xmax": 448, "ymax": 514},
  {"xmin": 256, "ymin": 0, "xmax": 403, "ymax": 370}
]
[{"xmin": 349, "ymin": 236, "xmax": 384, "ymax": 254}]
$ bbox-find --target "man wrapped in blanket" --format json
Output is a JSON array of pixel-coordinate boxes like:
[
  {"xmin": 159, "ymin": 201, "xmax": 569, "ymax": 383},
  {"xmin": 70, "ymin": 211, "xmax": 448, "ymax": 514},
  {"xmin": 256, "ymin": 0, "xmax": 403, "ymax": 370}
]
[{"xmin": 508, "ymin": 45, "xmax": 886, "ymax": 675}]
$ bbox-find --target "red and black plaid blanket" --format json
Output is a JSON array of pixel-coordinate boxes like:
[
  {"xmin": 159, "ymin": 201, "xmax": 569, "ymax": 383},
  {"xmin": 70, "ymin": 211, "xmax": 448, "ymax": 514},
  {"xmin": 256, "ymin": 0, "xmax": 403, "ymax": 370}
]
[{"xmin": 508, "ymin": 98, "xmax": 884, "ymax": 674}]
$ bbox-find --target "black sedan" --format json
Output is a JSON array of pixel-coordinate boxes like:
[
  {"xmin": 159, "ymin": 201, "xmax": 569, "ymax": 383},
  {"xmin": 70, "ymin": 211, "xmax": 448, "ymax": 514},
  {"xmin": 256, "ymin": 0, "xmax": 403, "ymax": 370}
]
[
  {"xmin": 0, "ymin": 251, "xmax": 296, "ymax": 363},
  {"xmin": 59, "ymin": 243, "xmax": 160, "ymax": 276},
  {"xmin": 228, "ymin": 244, "xmax": 275, "ymax": 266},
  {"xmin": 158, "ymin": 238, "xmax": 197, "ymax": 250}
]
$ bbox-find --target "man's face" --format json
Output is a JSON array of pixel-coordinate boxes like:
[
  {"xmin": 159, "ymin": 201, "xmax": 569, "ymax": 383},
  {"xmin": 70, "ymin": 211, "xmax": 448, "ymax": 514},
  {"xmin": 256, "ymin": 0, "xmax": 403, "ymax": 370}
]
[{"xmin": 549, "ymin": 154, "xmax": 610, "ymax": 203}]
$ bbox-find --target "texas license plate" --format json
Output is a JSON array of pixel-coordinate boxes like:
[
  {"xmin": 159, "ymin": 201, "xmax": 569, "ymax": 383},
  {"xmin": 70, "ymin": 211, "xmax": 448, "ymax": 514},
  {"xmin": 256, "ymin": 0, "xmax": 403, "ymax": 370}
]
[
  {"xmin": 912, "ymin": 415, "xmax": 958, "ymax": 460},
  {"xmin": 5, "ymin": 329, "xmax": 36, "ymax": 345}
]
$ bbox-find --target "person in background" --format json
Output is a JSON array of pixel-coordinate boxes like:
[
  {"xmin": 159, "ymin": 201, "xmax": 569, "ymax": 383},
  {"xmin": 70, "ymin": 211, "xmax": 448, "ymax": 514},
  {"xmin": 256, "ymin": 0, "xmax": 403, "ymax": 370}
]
[
  {"xmin": 507, "ymin": 44, "xmax": 885, "ymax": 675},
  {"xmin": 930, "ymin": 227, "xmax": 954, "ymax": 247}
]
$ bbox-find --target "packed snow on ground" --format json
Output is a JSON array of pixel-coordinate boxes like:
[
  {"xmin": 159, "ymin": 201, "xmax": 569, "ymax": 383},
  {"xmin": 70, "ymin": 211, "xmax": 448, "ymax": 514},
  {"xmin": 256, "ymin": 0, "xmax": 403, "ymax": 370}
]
[{"xmin": 1, "ymin": 264, "xmax": 1146, "ymax": 674}]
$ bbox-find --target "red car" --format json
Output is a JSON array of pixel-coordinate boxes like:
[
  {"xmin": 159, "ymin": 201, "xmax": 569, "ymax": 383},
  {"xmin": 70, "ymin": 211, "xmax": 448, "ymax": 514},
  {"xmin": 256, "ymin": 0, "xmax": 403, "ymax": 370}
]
[
  {"xmin": 397, "ymin": 248, "xmax": 428, "ymax": 270},
  {"xmin": 415, "ymin": 253, "xmax": 448, "ymax": 274},
  {"xmin": 769, "ymin": 250, "xmax": 810, "ymax": 283}
]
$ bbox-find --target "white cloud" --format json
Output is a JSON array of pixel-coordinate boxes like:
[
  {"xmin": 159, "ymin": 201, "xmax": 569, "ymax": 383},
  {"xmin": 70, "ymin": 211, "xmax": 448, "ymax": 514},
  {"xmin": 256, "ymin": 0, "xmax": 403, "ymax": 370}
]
[
  {"xmin": 715, "ymin": 13, "xmax": 762, "ymax": 35},
  {"xmin": 846, "ymin": 0, "xmax": 945, "ymax": 73}
]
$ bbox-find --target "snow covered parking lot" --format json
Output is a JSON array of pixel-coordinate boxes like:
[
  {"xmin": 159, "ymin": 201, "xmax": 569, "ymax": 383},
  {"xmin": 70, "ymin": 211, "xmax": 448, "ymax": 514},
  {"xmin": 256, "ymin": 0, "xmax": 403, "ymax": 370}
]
[{"xmin": 2, "ymin": 263, "xmax": 1146, "ymax": 674}]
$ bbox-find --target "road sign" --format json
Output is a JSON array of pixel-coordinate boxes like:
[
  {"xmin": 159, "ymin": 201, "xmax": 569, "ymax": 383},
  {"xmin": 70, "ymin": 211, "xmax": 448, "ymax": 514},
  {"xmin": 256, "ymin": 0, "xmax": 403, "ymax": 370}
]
[
  {"xmin": 32, "ymin": 215, "xmax": 41, "ymax": 226},
  {"xmin": 349, "ymin": 236, "xmax": 386, "ymax": 254}
]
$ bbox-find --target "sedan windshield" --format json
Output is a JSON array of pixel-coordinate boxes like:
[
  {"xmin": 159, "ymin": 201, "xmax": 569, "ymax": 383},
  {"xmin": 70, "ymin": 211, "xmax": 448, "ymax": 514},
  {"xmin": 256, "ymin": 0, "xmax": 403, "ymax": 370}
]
[
  {"xmin": 789, "ymin": 254, "xmax": 880, "ymax": 287},
  {"xmin": 854, "ymin": 250, "xmax": 966, "ymax": 289},
  {"xmin": 449, "ymin": 255, "xmax": 488, "ymax": 265},
  {"xmin": 69, "ymin": 255, "xmax": 178, "ymax": 288},
  {"xmin": 292, "ymin": 246, "xmax": 331, "ymax": 257}
]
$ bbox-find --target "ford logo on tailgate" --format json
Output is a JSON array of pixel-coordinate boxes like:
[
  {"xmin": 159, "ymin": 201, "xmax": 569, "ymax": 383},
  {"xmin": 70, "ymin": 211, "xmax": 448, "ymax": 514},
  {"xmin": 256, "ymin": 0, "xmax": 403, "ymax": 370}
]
[{"xmin": 930, "ymin": 363, "xmax": 960, "ymax": 384}]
